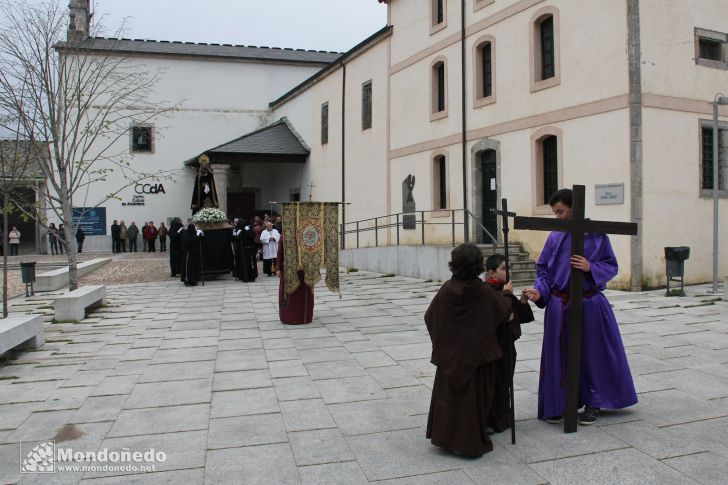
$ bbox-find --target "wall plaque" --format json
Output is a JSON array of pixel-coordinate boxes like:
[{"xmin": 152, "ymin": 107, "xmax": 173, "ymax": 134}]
[{"xmin": 595, "ymin": 183, "xmax": 624, "ymax": 205}]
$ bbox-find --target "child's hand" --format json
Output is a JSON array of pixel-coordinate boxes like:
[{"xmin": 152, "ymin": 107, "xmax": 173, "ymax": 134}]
[
  {"xmin": 523, "ymin": 288, "xmax": 541, "ymax": 302},
  {"xmin": 504, "ymin": 281, "xmax": 513, "ymax": 294},
  {"xmin": 520, "ymin": 289, "xmax": 529, "ymax": 303}
]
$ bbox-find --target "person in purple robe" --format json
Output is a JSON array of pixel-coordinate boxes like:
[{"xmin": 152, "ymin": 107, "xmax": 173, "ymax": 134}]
[{"xmin": 523, "ymin": 188, "xmax": 637, "ymax": 425}]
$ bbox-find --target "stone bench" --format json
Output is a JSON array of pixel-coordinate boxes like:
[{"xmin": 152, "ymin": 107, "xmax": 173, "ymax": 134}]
[
  {"xmin": 0, "ymin": 314, "xmax": 44, "ymax": 356},
  {"xmin": 54, "ymin": 285, "xmax": 106, "ymax": 322},
  {"xmin": 35, "ymin": 258, "xmax": 111, "ymax": 292}
]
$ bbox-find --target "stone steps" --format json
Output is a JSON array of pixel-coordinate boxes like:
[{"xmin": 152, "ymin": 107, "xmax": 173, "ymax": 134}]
[{"xmin": 478, "ymin": 243, "xmax": 536, "ymax": 286}]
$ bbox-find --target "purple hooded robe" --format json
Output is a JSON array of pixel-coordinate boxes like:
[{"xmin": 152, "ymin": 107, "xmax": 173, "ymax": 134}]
[{"xmin": 534, "ymin": 231, "xmax": 637, "ymax": 419}]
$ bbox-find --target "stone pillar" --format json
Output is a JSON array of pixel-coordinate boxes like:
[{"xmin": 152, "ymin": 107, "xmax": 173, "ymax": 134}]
[
  {"xmin": 214, "ymin": 164, "xmax": 230, "ymax": 216},
  {"xmin": 724, "ymin": 276, "xmax": 728, "ymax": 302}
]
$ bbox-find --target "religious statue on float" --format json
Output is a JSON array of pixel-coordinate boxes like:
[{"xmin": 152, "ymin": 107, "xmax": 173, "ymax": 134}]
[{"xmin": 191, "ymin": 154, "xmax": 219, "ymax": 214}]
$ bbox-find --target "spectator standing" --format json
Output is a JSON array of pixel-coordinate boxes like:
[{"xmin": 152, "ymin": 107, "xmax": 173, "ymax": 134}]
[
  {"xmin": 57, "ymin": 224, "xmax": 66, "ymax": 254},
  {"xmin": 110, "ymin": 220, "xmax": 120, "ymax": 253},
  {"xmin": 259, "ymin": 221, "xmax": 280, "ymax": 276},
  {"xmin": 146, "ymin": 222, "xmax": 158, "ymax": 252},
  {"xmin": 127, "ymin": 222, "xmax": 139, "ymax": 252},
  {"xmin": 8, "ymin": 226, "xmax": 20, "ymax": 256},
  {"xmin": 119, "ymin": 221, "xmax": 128, "ymax": 252},
  {"xmin": 48, "ymin": 223, "xmax": 59, "ymax": 255},
  {"xmin": 141, "ymin": 222, "xmax": 149, "ymax": 252},
  {"xmin": 273, "ymin": 215, "xmax": 283, "ymax": 233},
  {"xmin": 75, "ymin": 226, "xmax": 85, "ymax": 253},
  {"xmin": 158, "ymin": 222, "xmax": 168, "ymax": 252}
]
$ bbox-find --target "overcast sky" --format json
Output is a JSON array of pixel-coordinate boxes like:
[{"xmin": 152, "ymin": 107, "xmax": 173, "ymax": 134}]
[{"xmin": 88, "ymin": 0, "xmax": 388, "ymax": 52}]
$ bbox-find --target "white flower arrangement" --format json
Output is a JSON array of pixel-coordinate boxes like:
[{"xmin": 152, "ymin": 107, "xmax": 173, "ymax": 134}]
[{"xmin": 192, "ymin": 207, "xmax": 228, "ymax": 225}]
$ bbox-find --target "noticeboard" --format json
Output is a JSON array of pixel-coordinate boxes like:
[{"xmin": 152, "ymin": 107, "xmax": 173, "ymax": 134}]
[{"xmin": 72, "ymin": 207, "xmax": 107, "ymax": 236}]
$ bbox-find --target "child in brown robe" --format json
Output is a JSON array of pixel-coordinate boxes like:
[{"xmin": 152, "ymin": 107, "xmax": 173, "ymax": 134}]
[
  {"xmin": 484, "ymin": 253, "xmax": 535, "ymax": 432},
  {"xmin": 425, "ymin": 243, "xmax": 511, "ymax": 457}
]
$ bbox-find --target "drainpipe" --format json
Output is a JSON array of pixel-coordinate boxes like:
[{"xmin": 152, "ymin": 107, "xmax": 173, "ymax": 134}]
[
  {"xmin": 341, "ymin": 61, "xmax": 347, "ymax": 249},
  {"xmin": 627, "ymin": 0, "xmax": 643, "ymax": 291},
  {"xmin": 461, "ymin": 0, "xmax": 469, "ymax": 242}
]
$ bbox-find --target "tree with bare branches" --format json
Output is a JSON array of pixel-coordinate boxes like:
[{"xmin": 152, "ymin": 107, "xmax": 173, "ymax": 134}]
[
  {"xmin": 0, "ymin": 0, "xmax": 174, "ymax": 294},
  {"xmin": 0, "ymin": 136, "xmax": 46, "ymax": 316}
]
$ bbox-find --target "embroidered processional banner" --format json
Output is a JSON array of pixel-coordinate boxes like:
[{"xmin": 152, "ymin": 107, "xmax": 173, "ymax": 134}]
[{"xmin": 282, "ymin": 202, "xmax": 339, "ymax": 295}]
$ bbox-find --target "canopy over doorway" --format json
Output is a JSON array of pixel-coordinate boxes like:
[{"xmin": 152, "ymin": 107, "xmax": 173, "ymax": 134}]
[{"xmin": 184, "ymin": 117, "xmax": 310, "ymax": 219}]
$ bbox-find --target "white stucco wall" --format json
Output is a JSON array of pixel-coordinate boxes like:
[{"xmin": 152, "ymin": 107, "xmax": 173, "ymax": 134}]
[
  {"xmin": 641, "ymin": 108, "xmax": 728, "ymax": 287},
  {"xmin": 273, "ymin": 37, "xmax": 391, "ymax": 249},
  {"xmin": 53, "ymin": 52, "xmax": 328, "ymax": 249},
  {"xmin": 640, "ymin": 0, "xmax": 728, "ymax": 101}
]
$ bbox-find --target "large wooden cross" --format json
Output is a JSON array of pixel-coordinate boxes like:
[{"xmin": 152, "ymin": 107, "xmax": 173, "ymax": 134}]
[{"xmin": 514, "ymin": 185, "xmax": 637, "ymax": 433}]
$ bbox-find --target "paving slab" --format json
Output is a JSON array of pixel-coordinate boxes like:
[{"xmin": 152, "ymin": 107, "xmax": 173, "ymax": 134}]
[
  {"xmin": 207, "ymin": 413, "xmax": 287, "ymax": 449},
  {"xmin": 205, "ymin": 443, "xmax": 300, "ymax": 485},
  {"xmin": 212, "ymin": 369, "xmax": 272, "ymax": 391},
  {"xmin": 108, "ymin": 403, "xmax": 210, "ymax": 437},
  {"xmin": 123, "ymin": 378, "xmax": 212, "ymax": 409},
  {"xmin": 210, "ymin": 387, "xmax": 280, "ymax": 418},
  {"xmin": 298, "ymin": 461, "xmax": 369, "ymax": 485},
  {"xmin": 289, "ymin": 428, "xmax": 355, "ymax": 466},
  {"xmin": 87, "ymin": 430, "xmax": 207, "ymax": 478},
  {"xmin": 273, "ymin": 376, "xmax": 321, "ymax": 402},
  {"xmin": 280, "ymin": 398, "xmax": 336, "ymax": 432},
  {"xmin": 346, "ymin": 428, "xmax": 462, "ymax": 481},
  {"xmin": 529, "ymin": 447, "xmax": 697, "ymax": 485}
]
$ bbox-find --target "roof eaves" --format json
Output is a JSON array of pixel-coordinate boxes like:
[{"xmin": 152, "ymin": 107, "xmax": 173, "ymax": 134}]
[{"xmin": 55, "ymin": 38, "xmax": 342, "ymax": 65}]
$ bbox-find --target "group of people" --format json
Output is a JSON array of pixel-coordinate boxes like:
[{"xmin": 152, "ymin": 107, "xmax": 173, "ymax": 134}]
[
  {"xmin": 110, "ymin": 220, "xmax": 169, "ymax": 253},
  {"xmin": 46, "ymin": 223, "xmax": 85, "ymax": 254},
  {"xmin": 425, "ymin": 188, "xmax": 637, "ymax": 457},
  {"xmin": 0, "ymin": 224, "xmax": 82, "ymax": 256},
  {"xmin": 230, "ymin": 215, "xmax": 282, "ymax": 281}
]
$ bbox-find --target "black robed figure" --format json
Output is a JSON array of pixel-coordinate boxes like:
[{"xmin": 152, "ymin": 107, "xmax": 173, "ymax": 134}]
[
  {"xmin": 191, "ymin": 154, "xmax": 220, "ymax": 214},
  {"xmin": 232, "ymin": 219, "xmax": 258, "ymax": 282}
]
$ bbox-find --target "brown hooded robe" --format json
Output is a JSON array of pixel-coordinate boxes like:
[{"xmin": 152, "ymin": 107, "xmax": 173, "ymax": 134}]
[{"xmin": 425, "ymin": 278, "xmax": 511, "ymax": 457}]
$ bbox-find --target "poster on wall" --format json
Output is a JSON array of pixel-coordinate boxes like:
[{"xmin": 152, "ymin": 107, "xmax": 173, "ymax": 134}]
[{"xmin": 72, "ymin": 207, "xmax": 107, "ymax": 235}]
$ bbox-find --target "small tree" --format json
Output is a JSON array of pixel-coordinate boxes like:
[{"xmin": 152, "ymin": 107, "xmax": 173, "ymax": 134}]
[{"xmin": 0, "ymin": 0, "xmax": 175, "ymax": 292}]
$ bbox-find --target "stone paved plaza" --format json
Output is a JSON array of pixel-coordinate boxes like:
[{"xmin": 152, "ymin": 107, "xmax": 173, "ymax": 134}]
[{"xmin": 0, "ymin": 270, "xmax": 727, "ymax": 484}]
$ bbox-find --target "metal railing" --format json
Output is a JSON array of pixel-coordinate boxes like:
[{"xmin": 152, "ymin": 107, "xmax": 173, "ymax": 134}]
[{"xmin": 342, "ymin": 209, "xmax": 498, "ymax": 249}]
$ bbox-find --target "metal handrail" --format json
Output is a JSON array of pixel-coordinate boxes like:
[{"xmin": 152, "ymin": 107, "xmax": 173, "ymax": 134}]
[
  {"xmin": 341, "ymin": 208, "xmax": 498, "ymax": 250},
  {"xmin": 464, "ymin": 209, "xmax": 498, "ymax": 249}
]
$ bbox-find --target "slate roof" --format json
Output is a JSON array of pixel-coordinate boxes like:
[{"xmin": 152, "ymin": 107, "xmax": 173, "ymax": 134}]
[
  {"xmin": 184, "ymin": 118, "xmax": 309, "ymax": 166},
  {"xmin": 56, "ymin": 37, "xmax": 342, "ymax": 65},
  {"xmin": 211, "ymin": 118, "xmax": 309, "ymax": 156},
  {"xmin": 0, "ymin": 140, "xmax": 49, "ymax": 180}
]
